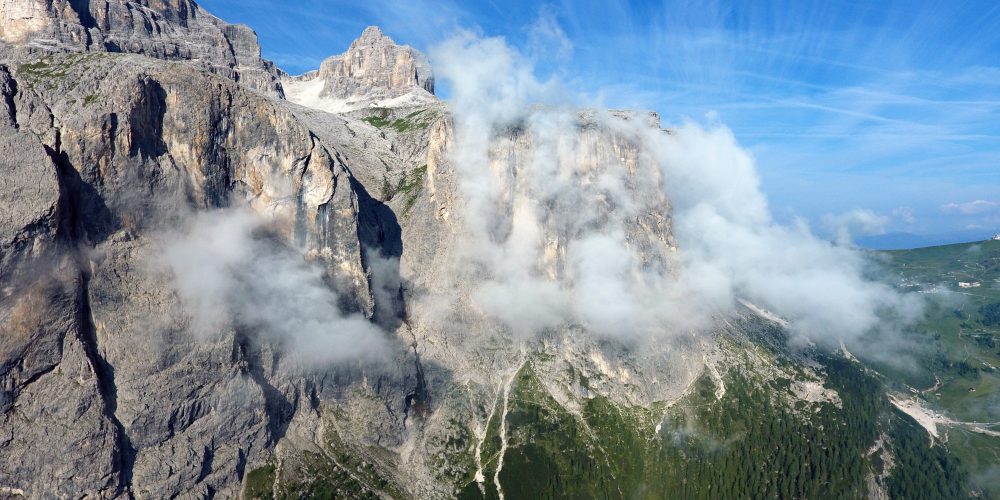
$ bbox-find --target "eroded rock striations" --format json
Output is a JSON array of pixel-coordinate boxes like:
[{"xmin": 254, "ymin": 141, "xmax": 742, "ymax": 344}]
[{"xmin": 0, "ymin": 0, "xmax": 284, "ymax": 96}]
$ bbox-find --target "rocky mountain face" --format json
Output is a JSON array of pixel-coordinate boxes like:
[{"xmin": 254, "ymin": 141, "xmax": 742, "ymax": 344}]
[
  {"xmin": 283, "ymin": 26, "xmax": 436, "ymax": 112},
  {"xmin": 0, "ymin": 2, "xmax": 975, "ymax": 499},
  {"xmin": 0, "ymin": 49, "xmax": 382, "ymax": 496},
  {"xmin": 0, "ymin": 0, "xmax": 283, "ymax": 96}
]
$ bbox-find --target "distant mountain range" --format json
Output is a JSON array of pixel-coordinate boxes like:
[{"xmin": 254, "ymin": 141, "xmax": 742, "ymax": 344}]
[{"xmin": 856, "ymin": 229, "xmax": 1000, "ymax": 250}]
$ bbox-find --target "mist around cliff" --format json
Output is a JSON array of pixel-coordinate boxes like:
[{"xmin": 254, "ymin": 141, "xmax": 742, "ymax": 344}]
[
  {"xmin": 153, "ymin": 24, "xmax": 924, "ymax": 363},
  {"xmin": 158, "ymin": 207, "xmax": 390, "ymax": 365},
  {"xmin": 431, "ymin": 28, "xmax": 924, "ymax": 349}
]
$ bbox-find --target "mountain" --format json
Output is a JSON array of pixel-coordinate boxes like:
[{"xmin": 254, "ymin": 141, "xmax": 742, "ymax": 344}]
[
  {"xmin": 0, "ymin": 0, "xmax": 284, "ymax": 96},
  {"xmin": 282, "ymin": 26, "xmax": 436, "ymax": 113},
  {"xmin": 0, "ymin": 1, "xmax": 991, "ymax": 498}
]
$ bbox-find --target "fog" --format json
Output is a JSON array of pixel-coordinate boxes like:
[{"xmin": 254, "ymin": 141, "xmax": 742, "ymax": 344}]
[
  {"xmin": 158, "ymin": 207, "xmax": 389, "ymax": 365},
  {"xmin": 156, "ymin": 28, "xmax": 923, "ymax": 362},
  {"xmin": 431, "ymin": 31, "xmax": 923, "ymax": 346}
]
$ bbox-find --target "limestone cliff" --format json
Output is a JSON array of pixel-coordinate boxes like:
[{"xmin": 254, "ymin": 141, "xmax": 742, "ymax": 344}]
[
  {"xmin": 0, "ymin": 51, "xmax": 386, "ymax": 496},
  {"xmin": 0, "ymin": 0, "xmax": 283, "ymax": 96}
]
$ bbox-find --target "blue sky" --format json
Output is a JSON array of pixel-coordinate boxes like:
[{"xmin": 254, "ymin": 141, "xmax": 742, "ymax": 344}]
[{"xmin": 199, "ymin": 0, "xmax": 1000, "ymax": 240}]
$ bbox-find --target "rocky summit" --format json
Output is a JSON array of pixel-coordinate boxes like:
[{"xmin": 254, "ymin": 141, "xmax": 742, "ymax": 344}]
[
  {"xmin": 283, "ymin": 25, "xmax": 436, "ymax": 113},
  {"xmin": 0, "ymin": 1, "xmax": 986, "ymax": 499}
]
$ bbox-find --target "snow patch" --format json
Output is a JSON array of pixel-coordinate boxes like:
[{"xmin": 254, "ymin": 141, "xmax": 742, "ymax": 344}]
[{"xmin": 284, "ymin": 76, "xmax": 437, "ymax": 114}]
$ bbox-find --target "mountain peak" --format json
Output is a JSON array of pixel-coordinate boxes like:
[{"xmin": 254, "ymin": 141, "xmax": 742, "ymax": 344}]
[
  {"xmin": 355, "ymin": 25, "xmax": 390, "ymax": 46},
  {"xmin": 283, "ymin": 25, "xmax": 435, "ymax": 112}
]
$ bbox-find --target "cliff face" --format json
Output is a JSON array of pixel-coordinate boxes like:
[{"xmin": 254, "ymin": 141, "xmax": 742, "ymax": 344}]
[
  {"xmin": 318, "ymin": 26, "xmax": 434, "ymax": 97},
  {"xmin": 0, "ymin": 50, "xmax": 388, "ymax": 496},
  {"xmin": 0, "ymin": 0, "xmax": 284, "ymax": 96}
]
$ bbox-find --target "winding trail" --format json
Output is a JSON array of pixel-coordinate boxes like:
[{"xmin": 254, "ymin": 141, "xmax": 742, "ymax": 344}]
[{"xmin": 921, "ymin": 376, "xmax": 942, "ymax": 394}]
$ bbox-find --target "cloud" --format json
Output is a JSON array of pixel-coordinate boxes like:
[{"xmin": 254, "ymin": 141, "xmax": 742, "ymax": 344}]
[
  {"xmin": 892, "ymin": 206, "xmax": 915, "ymax": 224},
  {"xmin": 940, "ymin": 200, "xmax": 998, "ymax": 215},
  {"xmin": 644, "ymin": 123, "xmax": 922, "ymax": 342},
  {"xmin": 821, "ymin": 209, "xmax": 890, "ymax": 246},
  {"xmin": 526, "ymin": 6, "xmax": 573, "ymax": 62},
  {"xmin": 431, "ymin": 30, "xmax": 923, "ymax": 346},
  {"xmin": 157, "ymin": 207, "xmax": 389, "ymax": 365},
  {"xmin": 201, "ymin": 0, "xmax": 1000, "ymax": 234}
]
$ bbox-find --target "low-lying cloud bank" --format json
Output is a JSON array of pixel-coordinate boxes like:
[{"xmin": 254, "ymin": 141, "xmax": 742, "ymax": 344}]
[
  {"xmin": 154, "ymin": 27, "xmax": 923, "ymax": 364},
  {"xmin": 431, "ymin": 30, "xmax": 923, "ymax": 346},
  {"xmin": 158, "ymin": 208, "xmax": 389, "ymax": 365}
]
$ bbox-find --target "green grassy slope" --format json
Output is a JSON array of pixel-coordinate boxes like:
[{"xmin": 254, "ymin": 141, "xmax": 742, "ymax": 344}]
[
  {"xmin": 878, "ymin": 241, "xmax": 1000, "ymax": 420},
  {"xmin": 877, "ymin": 239, "xmax": 1000, "ymax": 495}
]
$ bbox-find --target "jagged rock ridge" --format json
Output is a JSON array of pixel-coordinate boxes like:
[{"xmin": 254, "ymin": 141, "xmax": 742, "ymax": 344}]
[{"xmin": 0, "ymin": 0, "xmax": 284, "ymax": 96}]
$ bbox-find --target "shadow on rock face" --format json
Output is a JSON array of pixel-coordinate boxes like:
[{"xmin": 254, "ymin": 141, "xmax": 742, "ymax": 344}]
[
  {"xmin": 127, "ymin": 78, "xmax": 168, "ymax": 159},
  {"xmin": 68, "ymin": 0, "xmax": 98, "ymax": 30},
  {"xmin": 351, "ymin": 176, "xmax": 406, "ymax": 332},
  {"xmin": 45, "ymin": 144, "xmax": 118, "ymax": 246}
]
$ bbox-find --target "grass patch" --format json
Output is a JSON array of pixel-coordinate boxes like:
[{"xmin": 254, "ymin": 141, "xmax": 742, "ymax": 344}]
[
  {"xmin": 362, "ymin": 108, "xmax": 436, "ymax": 133},
  {"xmin": 379, "ymin": 165, "xmax": 427, "ymax": 215},
  {"xmin": 16, "ymin": 53, "xmax": 111, "ymax": 90},
  {"xmin": 244, "ymin": 464, "xmax": 276, "ymax": 500},
  {"xmin": 399, "ymin": 164, "xmax": 427, "ymax": 215},
  {"xmin": 874, "ymin": 240, "xmax": 1000, "ymax": 422}
]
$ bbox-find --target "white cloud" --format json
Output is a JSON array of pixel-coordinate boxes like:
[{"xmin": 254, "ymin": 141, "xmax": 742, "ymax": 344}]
[
  {"xmin": 527, "ymin": 6, "xmax": 573, "ymax": 62},
  {"xmin": 821, "ymin": 209, "xmax": 890, "ymax": 246},
  {"xmin": 891, "ymin": 206, "xmax": 915, "ymax": 224},
  {"xmin": 940, "ymin": 200, "xmax": 998, "ymax": 215},
  {"xmin": 431, "ymin": 31, "xmax": 923, "ymax": 347},
  {"xmin": 157, "ymin": 207, "xmax": 389, "ymax": 365}
]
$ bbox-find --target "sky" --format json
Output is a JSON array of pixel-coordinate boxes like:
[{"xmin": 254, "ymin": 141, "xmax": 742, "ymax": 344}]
[{"xmin": 198, "ymin": 0, "xmax": 1000, "ymax": 243}]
